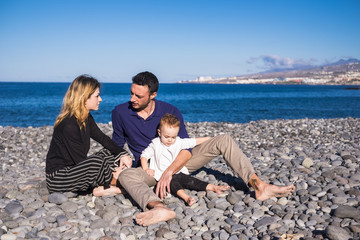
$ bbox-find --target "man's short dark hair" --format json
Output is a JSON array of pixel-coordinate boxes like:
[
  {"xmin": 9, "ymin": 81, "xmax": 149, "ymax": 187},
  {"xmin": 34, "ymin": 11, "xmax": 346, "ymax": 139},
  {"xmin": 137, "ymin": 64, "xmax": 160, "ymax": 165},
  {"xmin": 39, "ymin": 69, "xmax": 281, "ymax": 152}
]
[{"xmin": 132, "ymin": 71, "xmax": 159, "ymax": 94}]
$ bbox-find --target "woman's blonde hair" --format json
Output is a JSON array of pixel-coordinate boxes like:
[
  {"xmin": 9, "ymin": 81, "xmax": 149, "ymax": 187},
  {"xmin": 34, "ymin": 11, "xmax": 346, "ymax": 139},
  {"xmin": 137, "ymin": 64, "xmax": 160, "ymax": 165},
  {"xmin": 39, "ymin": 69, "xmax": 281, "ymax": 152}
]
[{"xmin": 54, "ymin": 75, "xmax": 101, "ymax": 129}]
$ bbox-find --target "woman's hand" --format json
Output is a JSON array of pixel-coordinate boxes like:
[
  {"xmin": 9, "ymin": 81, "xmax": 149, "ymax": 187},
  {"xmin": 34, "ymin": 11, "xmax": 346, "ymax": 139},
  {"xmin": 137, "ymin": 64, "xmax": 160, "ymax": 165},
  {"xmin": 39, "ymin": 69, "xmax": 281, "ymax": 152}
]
[{"xmin": 119, "ymin": 155, "xmax": 132, "ymax": 169}]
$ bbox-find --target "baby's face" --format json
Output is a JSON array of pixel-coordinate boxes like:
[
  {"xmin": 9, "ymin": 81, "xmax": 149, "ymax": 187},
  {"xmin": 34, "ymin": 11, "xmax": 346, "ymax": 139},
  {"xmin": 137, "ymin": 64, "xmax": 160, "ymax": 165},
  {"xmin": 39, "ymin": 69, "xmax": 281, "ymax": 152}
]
[{"xmin": 158, "ymin": 125, "xmax": 179, "ymax": 147}]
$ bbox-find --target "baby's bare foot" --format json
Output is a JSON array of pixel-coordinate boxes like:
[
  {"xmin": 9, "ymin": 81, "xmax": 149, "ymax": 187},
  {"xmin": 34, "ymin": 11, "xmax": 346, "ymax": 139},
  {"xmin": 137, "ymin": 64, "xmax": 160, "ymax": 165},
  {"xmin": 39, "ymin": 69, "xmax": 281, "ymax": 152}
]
[
  {"xmin": 214, "ymin": 185, "xmax": 230, "ymax": 194},
  {"xmin": 186, "ymin": 197, "xmax": 196, "ymax": 206},
  {"xmin": 206, "ymin": 184, "xmax": 230, "ymax": 194}
]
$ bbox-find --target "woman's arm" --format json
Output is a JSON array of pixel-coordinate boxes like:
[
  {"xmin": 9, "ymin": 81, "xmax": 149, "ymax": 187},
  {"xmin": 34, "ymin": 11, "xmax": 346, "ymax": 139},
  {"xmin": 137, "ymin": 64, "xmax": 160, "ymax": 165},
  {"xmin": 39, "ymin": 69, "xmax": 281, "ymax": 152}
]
[{"xmin": 88, "ymin": 115, "xmax": 129, "ymax": 156}]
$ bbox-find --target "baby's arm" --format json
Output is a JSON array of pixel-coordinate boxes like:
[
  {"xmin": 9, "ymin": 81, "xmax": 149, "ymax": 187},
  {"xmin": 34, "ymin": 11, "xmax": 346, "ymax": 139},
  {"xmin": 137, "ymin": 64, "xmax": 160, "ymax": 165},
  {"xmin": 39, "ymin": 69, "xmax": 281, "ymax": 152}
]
[
  {"xmin": 141, "ymin": 157, "xmax": 155, "ymax": 177},
  {"xmin": 140, "ymin": 156, "xmax": 150, "ymax": 170},
  {"xmin": 195, "ymin": 137, "xmax": 212, "ymax": 146}
]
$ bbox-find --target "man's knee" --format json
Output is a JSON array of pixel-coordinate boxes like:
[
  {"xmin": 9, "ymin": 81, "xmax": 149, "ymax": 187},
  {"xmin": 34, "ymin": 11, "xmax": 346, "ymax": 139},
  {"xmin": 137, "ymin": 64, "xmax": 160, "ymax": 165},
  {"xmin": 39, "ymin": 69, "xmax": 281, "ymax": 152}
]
[
  {"xmin": 118, "ymin": 168, "xmax": 141, "ymax": 185},
  {"xmin": 214, "ymin": 134, "xmax": 234, "ymax": 144}
]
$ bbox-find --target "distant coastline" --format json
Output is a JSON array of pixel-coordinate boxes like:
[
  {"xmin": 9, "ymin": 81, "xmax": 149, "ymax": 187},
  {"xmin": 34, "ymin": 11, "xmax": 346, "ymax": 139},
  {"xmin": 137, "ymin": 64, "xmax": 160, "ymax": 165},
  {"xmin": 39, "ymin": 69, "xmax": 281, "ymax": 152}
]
[
  {"xmin": 178, "ymin": 59, "xmax": 360, "ymax": 86},
  {"xmin": 177, "ymin": 82, "xmax": 360, "ymax": 86}
]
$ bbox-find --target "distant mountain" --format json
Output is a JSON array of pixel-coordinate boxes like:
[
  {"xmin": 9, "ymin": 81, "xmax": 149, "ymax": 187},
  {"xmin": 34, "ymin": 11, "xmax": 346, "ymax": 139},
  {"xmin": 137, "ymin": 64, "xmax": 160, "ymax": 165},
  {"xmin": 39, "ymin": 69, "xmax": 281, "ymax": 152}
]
[
  {"xmin": 261, "ymin": 58, "xmax": 360, "ymax": 74},
  {"xmin": 323, "ymin": 58, "xmax": 360, "ymax": 67},
  {"xmin": 247, "ymin": 58, "xmax": 360, "ymax": 79},
  {"xmin": 260, "ymin": 64, "xmax": 314, "ymax": 73}
]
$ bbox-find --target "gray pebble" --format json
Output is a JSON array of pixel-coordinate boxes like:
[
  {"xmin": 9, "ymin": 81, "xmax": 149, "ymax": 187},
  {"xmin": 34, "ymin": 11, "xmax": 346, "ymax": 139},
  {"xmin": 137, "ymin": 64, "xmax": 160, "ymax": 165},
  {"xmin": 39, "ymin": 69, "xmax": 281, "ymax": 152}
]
[
  {"xmin": 308, "ymin": 185, "xmax": 322, "ymax": 195},
  {"xmin": 325, "ymin": 225, "xmax": 352, "ymax": 240},
  {"xmin": 0, "ymin": 234, "xmax": 17, "ymax": 240},
  {"xmin": 90, "ymin": 218, "xmax": 108, "ymax": 229},
  {"xmin": 302, "ymin": 158, "xmax": 314, "ymax": 168},
  {"xmin": 215, "ymin": 198, "xmax": 231, "ymax": 210},
  {"xmin": 4, "ymin": 201, "xmax": 23, "ymax": 217},
  {"xmin": 226, "ymin": 191, "xmax": 243, "ymax": 205},
  {"xmin": 333, "ymin": 205, "xmax": 360, "ymax": 219},
  {"xmin": 254, "ymin": 217, "xmax": 277, "ymax": 228},
  {"xmin": 48, "ymin": 193, "xmax": 68, "ymax": 204},
  {"xmin": 61, "ymin": 201, "xmax": 78, "ymax": 213},
  {"xmin": 56, "ymin": 214, "xmax": 67, "ymax": 226}
]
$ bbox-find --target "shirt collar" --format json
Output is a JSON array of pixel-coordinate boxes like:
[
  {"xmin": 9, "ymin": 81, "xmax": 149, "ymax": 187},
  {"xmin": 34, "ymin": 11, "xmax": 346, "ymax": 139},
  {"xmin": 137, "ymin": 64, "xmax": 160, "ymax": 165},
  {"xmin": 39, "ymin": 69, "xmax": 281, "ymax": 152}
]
[{"xmin": 128, "ymin": 99, "xmax": 160, "ymax": 119}]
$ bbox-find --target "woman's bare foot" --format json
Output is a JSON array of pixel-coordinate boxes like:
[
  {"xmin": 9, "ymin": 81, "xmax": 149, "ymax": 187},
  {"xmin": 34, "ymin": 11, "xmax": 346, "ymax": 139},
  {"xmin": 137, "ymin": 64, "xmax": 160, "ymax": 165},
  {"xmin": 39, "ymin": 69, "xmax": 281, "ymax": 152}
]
[
  {"xmin": 249, "ymin": 174, "xmax": 295, "ymax": 201},
  {"xmin": 135, "ymin": 205, "xmax": 176, "ymax": 226},
  {"xmin": 92, "ymin": 185, "xmax": 122, "ymax": 197},
  {"xmin": 110, "ymin": 167, "xmax": 123, "ymax": 185},
  {"xmin": 206, "ymin": 184, "xmax": 230, "ymax": 194}
]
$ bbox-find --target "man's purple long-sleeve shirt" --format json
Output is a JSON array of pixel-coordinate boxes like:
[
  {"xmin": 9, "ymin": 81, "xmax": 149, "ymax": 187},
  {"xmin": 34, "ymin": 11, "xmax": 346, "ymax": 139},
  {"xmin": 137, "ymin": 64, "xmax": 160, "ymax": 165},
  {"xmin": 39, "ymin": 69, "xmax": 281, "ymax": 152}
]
[{"xmin": 112, "ymin": 99, "xmax": 190, "ymax": 167}]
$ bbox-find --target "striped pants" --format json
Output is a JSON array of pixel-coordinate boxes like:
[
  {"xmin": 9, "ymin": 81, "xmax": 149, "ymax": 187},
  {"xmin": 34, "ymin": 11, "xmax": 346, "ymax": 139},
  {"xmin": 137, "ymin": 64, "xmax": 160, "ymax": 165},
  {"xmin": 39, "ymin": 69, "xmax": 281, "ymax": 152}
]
[{"xmin": 46, "ymin": 149, "xmax": 123, "ymax": 193}]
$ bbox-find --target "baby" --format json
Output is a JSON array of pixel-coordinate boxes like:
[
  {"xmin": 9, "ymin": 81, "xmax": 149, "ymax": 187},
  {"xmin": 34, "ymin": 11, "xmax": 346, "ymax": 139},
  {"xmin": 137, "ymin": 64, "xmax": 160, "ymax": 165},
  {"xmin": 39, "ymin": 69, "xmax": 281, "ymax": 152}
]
[{"xmin": 141, "ymin": 113, "xmax": 229, "ymax": 206}]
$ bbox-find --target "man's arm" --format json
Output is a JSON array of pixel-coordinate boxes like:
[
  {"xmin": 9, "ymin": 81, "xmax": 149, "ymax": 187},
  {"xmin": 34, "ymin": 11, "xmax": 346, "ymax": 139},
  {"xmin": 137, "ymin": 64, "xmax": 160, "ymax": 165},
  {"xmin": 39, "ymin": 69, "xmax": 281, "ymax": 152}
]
[{"xmin": 155, "ymin": 149, "xmax": 192, "ymax": 199}]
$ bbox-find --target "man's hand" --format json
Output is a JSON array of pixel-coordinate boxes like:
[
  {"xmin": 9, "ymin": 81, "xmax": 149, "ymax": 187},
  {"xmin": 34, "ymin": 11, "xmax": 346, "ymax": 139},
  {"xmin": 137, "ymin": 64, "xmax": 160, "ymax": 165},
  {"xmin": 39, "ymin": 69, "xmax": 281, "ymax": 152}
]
[
  {"xmin": 155, "ymin": 170, "xmax": 173, "ymax": 200},
  {"xmin": 119, "ymin": 155, "xmax": 132, "ymax": 169},
  {"xmin": 145, "ymin": 169, "xmax": 155, "ymax": 177},
  {"xmin": 155, "ymin": 150, "xmax": 191, "ymax": 199}
]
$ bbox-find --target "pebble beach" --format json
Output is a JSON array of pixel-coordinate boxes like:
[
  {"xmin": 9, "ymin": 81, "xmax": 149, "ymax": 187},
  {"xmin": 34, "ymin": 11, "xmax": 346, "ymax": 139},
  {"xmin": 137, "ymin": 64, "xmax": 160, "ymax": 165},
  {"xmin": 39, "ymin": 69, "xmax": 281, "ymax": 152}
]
[{"xmin": 0, "ymin": 118, "xmax": 359, "ymax": 240}]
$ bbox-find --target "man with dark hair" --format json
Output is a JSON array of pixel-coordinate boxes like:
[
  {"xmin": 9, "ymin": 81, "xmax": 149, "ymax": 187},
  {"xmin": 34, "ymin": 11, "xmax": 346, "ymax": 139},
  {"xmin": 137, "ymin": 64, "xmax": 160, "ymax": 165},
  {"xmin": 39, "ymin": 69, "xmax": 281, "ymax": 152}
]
[
  {"xmin": 112, "ymin": 71, "xmax": 295, "ymax": 226},
  {"xmin": 132, "ymin": 71, "xmax": 159, "ymax": 95},
  {"xmin": 112, "ymin": 71, "xmax": 188, "ymax": 166}
]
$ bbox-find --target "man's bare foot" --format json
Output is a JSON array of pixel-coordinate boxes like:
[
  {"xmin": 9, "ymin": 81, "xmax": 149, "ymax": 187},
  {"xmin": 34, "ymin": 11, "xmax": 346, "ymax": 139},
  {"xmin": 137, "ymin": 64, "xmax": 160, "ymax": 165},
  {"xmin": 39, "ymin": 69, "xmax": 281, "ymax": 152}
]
[
  {"xmin": 206, "ymin": 184, "xmax": 230, "ymax": 194},
  {"xmin": 135, "ymin": 205, "xmax": 176, "ymax": 226},
  {"xmin": 93, "ymin": 186, "xmax": 122, "ymax": 197},
  {"xmin": 255, "ymin": 183, "xmax": 295, "ymax": 201},
  {"xmin": 249, "ymin": 174, "xmax": 295, "ymax": 201}
]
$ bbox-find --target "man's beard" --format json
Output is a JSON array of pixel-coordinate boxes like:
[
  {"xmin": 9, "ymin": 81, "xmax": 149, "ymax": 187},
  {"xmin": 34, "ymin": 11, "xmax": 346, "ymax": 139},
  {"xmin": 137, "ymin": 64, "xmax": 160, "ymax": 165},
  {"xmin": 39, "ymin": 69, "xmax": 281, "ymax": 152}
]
[{"xmin": 132, "ymin": 99, "xmax": 151, "ymax": 112}]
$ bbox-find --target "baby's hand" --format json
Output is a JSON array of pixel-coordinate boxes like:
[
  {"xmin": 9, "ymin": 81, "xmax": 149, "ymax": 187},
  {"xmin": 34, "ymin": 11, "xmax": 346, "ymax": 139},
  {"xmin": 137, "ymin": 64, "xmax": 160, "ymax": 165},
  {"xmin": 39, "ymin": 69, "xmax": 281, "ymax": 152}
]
[{"xmin": 146, "ymin": 169, "xmax": 155, "ymax": 177}]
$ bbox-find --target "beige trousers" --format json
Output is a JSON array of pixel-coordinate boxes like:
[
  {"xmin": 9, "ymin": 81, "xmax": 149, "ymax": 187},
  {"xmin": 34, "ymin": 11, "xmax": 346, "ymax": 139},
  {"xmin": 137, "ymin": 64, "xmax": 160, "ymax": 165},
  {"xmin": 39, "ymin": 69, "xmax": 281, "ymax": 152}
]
[{"xmin": 118, "ymin": 134, "xmax": 255, "ymax": 210}]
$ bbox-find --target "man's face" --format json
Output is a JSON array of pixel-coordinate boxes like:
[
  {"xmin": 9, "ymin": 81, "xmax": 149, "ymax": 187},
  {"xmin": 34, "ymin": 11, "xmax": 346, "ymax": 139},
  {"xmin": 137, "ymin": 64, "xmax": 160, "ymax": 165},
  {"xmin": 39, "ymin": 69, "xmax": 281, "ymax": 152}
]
[{"xmin": 130, "ymin": 84, "xmax": 156, "ymax": 111}]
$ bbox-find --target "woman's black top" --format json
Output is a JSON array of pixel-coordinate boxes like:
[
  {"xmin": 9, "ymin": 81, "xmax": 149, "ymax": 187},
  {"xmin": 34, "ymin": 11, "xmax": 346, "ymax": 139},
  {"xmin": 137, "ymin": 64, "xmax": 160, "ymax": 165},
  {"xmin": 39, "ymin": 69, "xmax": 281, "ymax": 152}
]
[{"xmin": 46, "ymin": 114, "xmax": 127, "ymax": 174}]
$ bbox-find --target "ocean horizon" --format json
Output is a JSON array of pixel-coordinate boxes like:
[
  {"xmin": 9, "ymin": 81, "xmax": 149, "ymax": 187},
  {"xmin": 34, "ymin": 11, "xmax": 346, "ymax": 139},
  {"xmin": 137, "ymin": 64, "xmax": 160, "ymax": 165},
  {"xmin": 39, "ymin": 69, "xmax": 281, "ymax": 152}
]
[{"xmin": 1, "ymin": 82, "xmax": 360, "ymax": 127}]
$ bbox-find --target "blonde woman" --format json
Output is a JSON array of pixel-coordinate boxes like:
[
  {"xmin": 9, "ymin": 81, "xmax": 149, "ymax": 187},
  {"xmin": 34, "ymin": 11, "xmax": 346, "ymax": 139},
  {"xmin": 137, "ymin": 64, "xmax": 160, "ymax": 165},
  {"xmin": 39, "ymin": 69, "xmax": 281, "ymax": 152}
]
[{"xmin": 46, "ymin": 75, "xmax": 132, "ymax": 196}]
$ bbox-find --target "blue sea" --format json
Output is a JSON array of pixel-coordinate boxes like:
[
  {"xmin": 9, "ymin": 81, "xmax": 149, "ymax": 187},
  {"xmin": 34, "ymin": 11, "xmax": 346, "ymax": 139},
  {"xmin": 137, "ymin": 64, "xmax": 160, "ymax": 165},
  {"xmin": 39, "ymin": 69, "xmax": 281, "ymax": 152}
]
[{"xmin": 1, "ymin": 82, "xmax": 360, "ymax": 127}]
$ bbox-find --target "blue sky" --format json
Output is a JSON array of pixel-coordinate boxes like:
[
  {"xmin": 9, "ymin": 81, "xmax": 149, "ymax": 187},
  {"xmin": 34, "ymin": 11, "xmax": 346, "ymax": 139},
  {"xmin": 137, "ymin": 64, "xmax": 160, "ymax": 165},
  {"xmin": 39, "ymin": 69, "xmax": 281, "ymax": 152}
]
[{"xmin": 1, "ymin": 0, "xmax": 359, "ymax": 83}]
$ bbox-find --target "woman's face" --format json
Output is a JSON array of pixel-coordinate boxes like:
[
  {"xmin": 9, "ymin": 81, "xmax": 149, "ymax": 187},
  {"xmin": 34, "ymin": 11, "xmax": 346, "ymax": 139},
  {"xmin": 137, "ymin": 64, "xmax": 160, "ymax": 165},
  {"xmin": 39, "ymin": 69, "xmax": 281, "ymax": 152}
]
[{"xmin": 85, "ymin": 88, "xmax": 102, "ymax": 111}]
